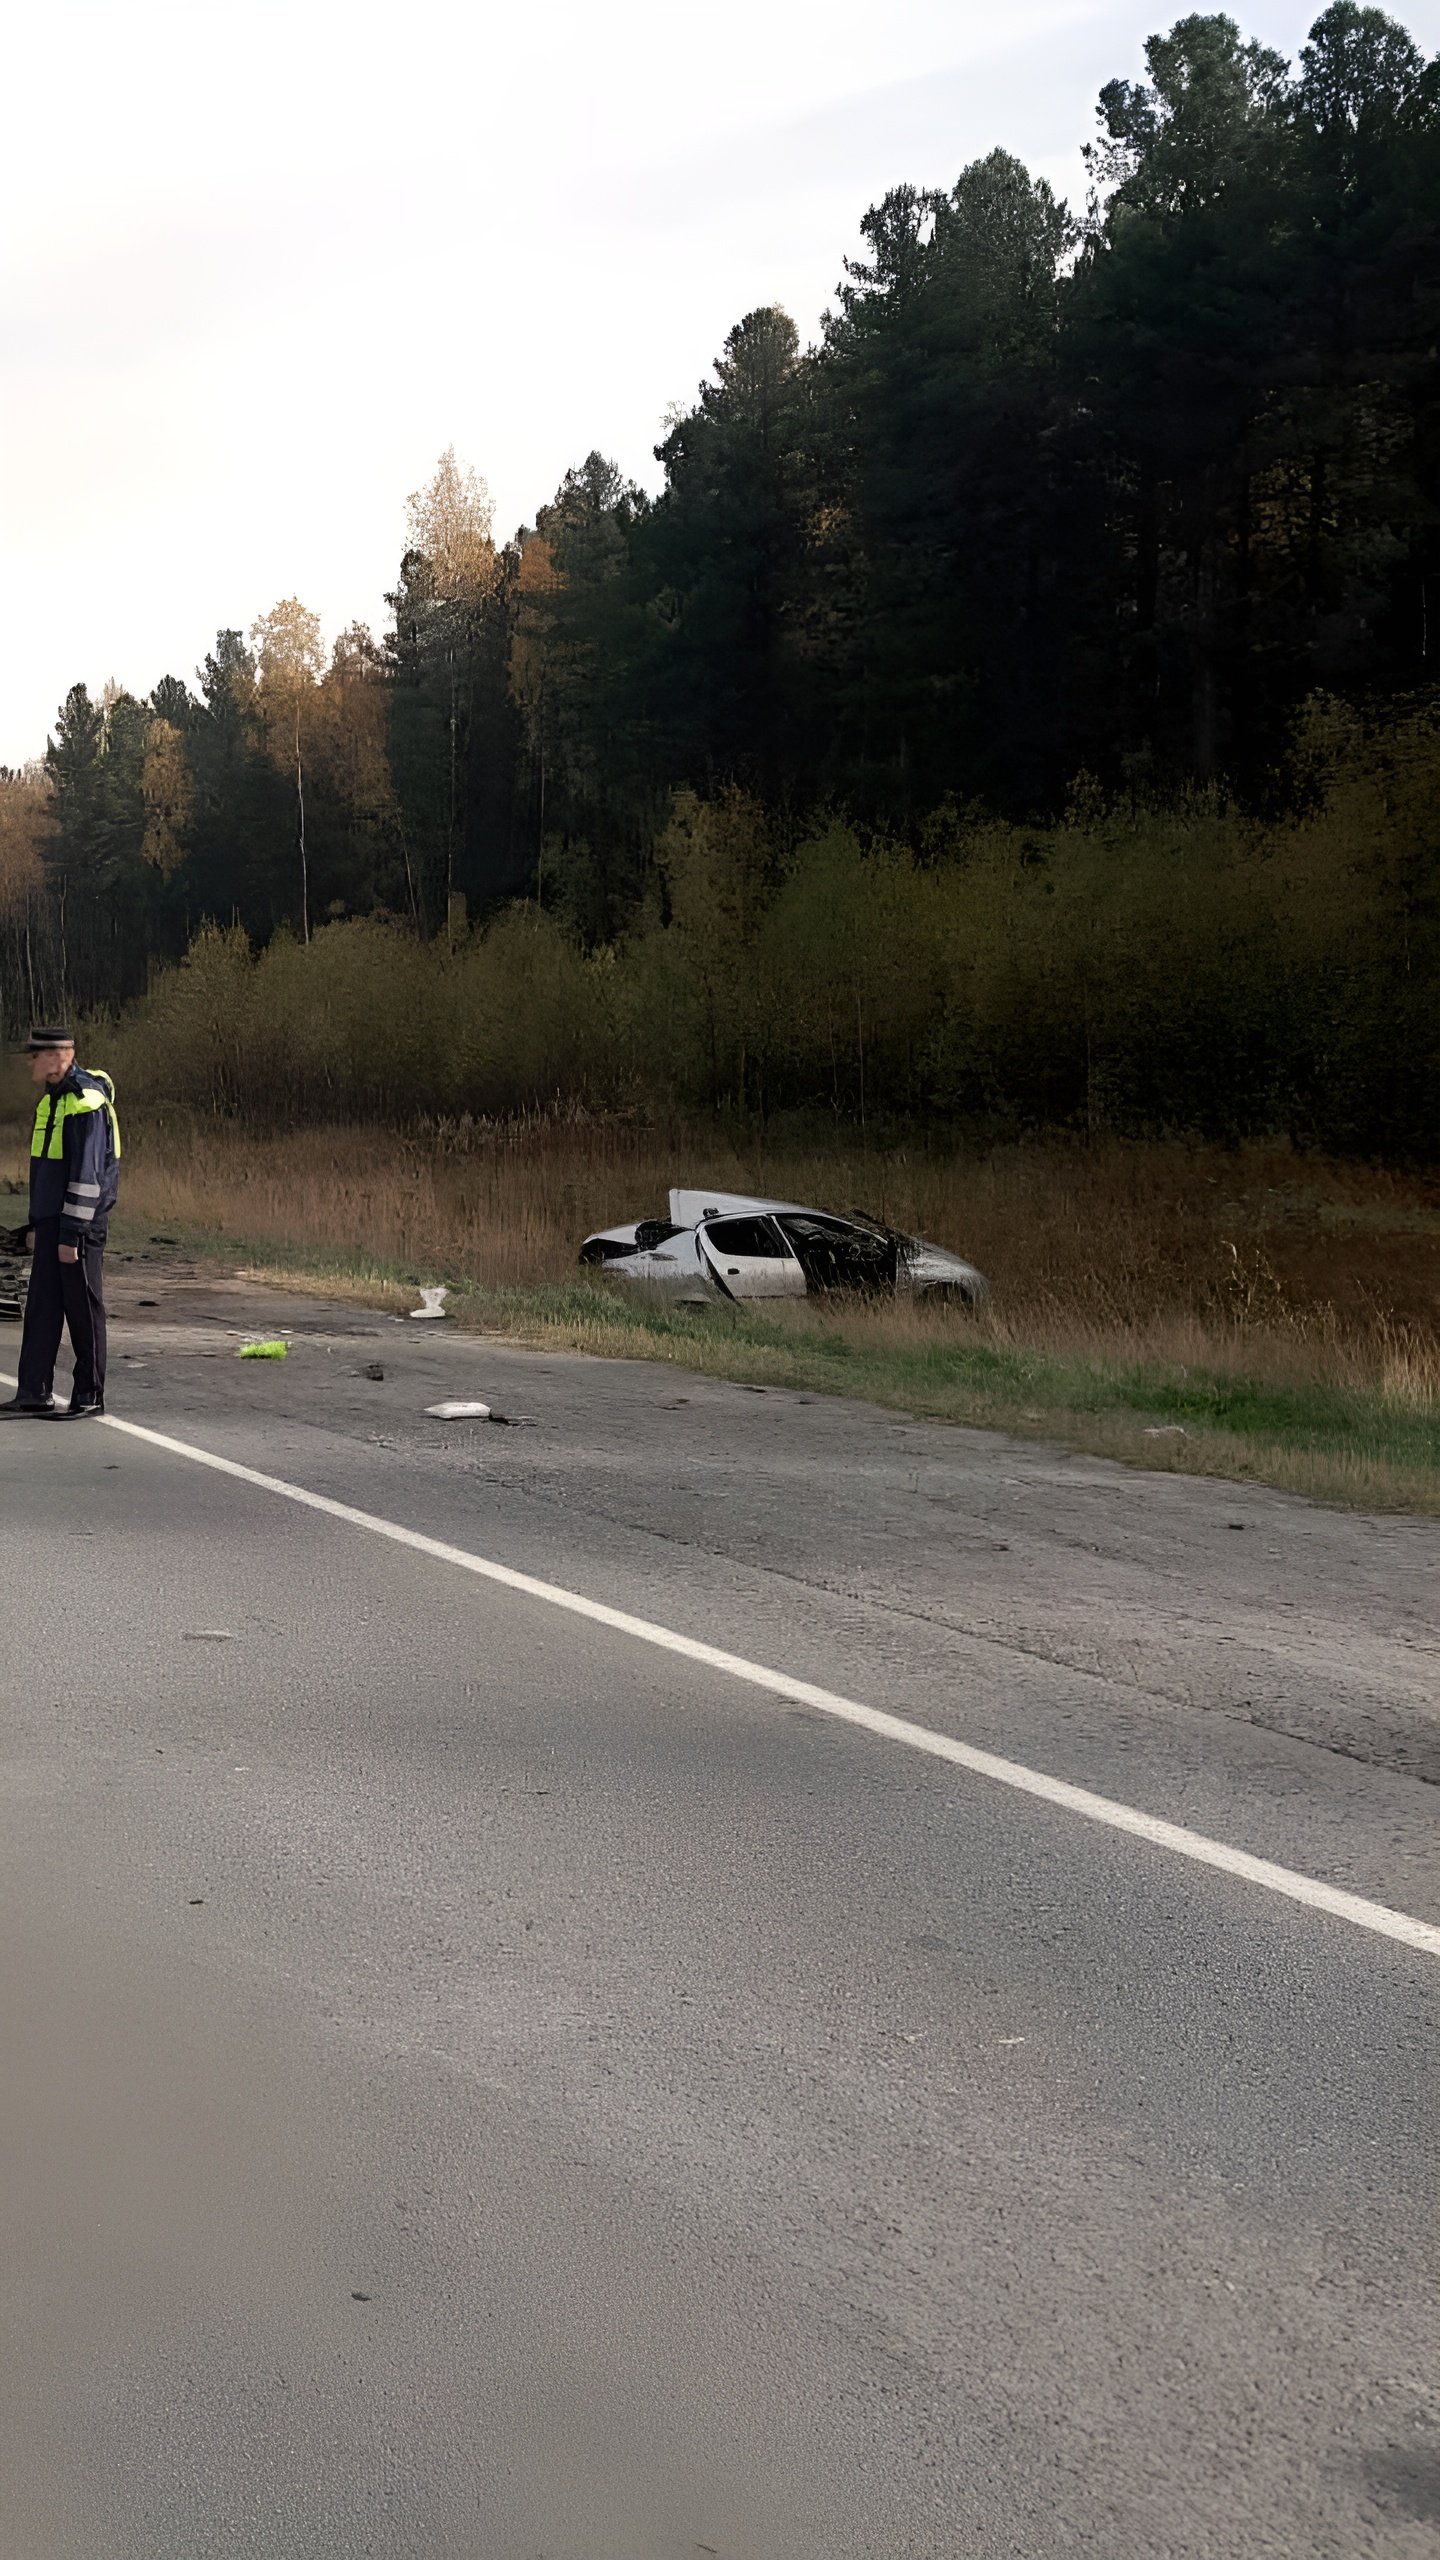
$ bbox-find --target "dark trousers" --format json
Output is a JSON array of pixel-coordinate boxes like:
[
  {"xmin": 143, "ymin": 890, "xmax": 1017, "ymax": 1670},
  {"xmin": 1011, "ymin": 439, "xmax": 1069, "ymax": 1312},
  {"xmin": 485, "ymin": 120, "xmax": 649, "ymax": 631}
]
[{"xmin": 18, "ymin": 1223, "xmax": 106, "ymax": 1406}]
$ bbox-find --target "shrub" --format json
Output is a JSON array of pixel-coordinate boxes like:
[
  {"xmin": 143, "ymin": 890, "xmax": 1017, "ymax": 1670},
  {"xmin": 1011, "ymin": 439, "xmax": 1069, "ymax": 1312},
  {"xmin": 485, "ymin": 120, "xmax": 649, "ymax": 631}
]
[{"xmin": 94, "ymin": 697, "xmax": 1440, "ymax": 1157}]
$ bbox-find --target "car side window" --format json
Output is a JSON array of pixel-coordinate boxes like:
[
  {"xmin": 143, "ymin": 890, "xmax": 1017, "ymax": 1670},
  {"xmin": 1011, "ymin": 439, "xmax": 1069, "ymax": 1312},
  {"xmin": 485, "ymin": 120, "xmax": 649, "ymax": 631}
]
[{"xmin": 701, "ymin": 1216, "xmax": 788, "ymax": 1258}]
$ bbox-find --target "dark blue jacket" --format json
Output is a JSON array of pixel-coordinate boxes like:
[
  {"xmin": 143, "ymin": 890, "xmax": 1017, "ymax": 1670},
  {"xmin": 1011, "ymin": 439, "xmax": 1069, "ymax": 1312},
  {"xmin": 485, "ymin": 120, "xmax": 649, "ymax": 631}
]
[{"xmin": 29, "ymin": 1067, "xmax": 122, "ymax": 1246}]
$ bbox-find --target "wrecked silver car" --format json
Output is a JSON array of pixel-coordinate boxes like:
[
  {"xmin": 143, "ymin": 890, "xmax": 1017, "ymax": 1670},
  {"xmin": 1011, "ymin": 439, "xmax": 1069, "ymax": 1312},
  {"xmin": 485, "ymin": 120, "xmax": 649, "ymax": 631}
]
[{"xmin": 580, "ymin": 1188, "xmax": 988, "ymax": 1307}]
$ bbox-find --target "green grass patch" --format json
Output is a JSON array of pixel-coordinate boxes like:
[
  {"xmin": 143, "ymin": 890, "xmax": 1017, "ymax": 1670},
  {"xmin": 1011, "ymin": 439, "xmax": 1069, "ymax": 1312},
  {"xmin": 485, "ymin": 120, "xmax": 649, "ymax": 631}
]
[{"xmin": 113, "ymin": 1211, "xmax": 1439, "ymax": 1516}]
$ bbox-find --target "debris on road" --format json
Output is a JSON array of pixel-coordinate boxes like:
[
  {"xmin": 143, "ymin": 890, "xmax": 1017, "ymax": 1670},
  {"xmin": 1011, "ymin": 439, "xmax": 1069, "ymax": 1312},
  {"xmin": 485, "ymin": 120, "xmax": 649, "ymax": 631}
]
[
  {"xmin": 426, "ymin": 1400, "xmax": 491, "ymax": 1420},
  {"xmin": 410, "ymin": 1285, "xmax": 449, "ymax": 1320},
  {"xmin": 183, "ymin": 1630, "xmax": 236, "ymax": 1642},
  {"xmin": 239, "ymin": 1339, "xmax": 288, "ymax": 1359},
  {"xmin": 361, "ymin": 1362, "xmax": 385, "ymax": 1380}
]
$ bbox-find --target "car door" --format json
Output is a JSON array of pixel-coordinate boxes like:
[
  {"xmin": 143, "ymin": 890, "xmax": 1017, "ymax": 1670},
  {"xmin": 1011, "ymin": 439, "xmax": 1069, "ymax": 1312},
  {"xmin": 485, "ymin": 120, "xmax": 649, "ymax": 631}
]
[
  {"xmin": 695, "ymin": 1214, "xmax": 806, "ymax": 1301},
  {"xmin": 773, "ymin": 1212, "xmax": 899, "ymax": 1293}
]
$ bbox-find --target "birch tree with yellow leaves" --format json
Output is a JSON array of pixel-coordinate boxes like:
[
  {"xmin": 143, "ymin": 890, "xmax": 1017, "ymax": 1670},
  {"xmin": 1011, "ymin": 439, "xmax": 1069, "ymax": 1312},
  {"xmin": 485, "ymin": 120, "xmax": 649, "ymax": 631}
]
[
  {"xmin": 251, "ymin": 598, "xmax": 324, "ymax": 941},
  {"xmin": 0, "ymin": 767, "xmax": 54, "ymax": 1025},
  {"xmin": 388, "ymin": 450, "xmax": 508, "ymax": 936}
]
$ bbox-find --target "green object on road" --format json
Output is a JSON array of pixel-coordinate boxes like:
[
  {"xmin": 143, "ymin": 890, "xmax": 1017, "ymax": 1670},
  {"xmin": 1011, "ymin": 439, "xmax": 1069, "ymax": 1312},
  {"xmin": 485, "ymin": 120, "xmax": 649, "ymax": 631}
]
[{"xmin": 239, "ymin": 1339, "xmax": 288, "ymax": 1359}]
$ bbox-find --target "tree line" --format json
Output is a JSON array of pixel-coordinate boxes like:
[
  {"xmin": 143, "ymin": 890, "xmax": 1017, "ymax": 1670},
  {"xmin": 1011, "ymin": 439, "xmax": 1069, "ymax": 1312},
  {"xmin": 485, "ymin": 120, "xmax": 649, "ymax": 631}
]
[
  {"xmin": 2, "ymin": 3, "xmax": 1437, "ymax": 1148},
  {"xmin": 91, "ymin": 695, "xmax": 1440, "ymax": 1157}
]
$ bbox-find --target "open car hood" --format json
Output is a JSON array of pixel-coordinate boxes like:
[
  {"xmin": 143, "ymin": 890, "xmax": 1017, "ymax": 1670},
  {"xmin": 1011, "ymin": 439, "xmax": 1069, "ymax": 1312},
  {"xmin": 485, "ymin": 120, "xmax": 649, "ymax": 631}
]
[{"xmin": 668, "ymin": 1187, "xmax": 811, "ymax": 1225}]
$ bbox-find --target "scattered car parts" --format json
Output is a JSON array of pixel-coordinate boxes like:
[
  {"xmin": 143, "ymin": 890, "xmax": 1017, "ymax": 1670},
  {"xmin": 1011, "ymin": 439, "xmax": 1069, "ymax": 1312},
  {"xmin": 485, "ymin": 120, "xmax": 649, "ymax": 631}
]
[{"xmin": 0, "ymin": 1234, "xmax": 28, "ymax": 1322}]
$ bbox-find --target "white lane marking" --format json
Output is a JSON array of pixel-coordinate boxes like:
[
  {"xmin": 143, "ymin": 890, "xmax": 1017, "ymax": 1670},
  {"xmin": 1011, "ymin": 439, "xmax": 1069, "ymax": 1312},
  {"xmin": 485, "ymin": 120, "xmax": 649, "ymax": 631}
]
[{"xmin": 8, "ymin": 1377, "xmax": 1438, "ymax": 1958}]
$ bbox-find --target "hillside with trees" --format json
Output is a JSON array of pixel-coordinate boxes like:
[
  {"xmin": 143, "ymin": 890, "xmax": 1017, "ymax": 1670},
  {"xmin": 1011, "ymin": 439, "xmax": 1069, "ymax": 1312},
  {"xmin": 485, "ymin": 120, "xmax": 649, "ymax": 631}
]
[{"xmin": 3, "ymin": 5, "xmax": 1438, "ymax": 1152}]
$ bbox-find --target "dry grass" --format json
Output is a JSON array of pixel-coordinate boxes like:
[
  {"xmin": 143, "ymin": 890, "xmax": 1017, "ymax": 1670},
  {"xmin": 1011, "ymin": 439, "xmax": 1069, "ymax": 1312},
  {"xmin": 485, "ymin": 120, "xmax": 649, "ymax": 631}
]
[
  {"xmin": 6, "ymin": 1109, "xmax": 1437, "ymax": 1508},
  {"xmin": 94, "ymin": 1106, "xmax": 1440, "ymax": 1353}
]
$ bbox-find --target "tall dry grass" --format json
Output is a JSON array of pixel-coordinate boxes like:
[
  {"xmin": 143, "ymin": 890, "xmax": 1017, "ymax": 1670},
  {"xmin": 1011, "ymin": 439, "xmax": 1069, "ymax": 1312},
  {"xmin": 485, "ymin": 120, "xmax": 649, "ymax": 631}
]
[{"xmin": 70, "ymin": 1109, "xmax": 1440, "ymax": 1410}]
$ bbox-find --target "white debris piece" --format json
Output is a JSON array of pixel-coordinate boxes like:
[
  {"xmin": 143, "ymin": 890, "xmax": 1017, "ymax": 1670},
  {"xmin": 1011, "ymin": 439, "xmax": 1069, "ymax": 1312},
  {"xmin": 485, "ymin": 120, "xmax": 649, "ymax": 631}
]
[
  {"xmin": 410, "ymin": 1286, "xmax": 449, "ymax": 1320},
  {"xmin": 425, "ymin": 1400, "xmax": 491, "ymax": 1421}
]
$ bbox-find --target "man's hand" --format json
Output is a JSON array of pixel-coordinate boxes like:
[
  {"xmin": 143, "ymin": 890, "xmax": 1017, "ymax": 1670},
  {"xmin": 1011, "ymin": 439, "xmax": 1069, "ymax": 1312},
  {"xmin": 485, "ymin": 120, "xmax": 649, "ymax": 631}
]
[{"xmin": 59, "ymin": 1243, "xmax": 78, "ymax": 1265}]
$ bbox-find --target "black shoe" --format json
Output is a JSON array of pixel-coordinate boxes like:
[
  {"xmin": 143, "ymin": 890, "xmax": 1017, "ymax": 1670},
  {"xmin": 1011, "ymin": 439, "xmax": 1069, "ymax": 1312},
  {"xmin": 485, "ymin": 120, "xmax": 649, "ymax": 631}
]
[
  {"xmin": 64, "ymin": 1397, "xmax": 105, "ymax": 1420},
  {"xmin": 0, "ymin": 1393, "xmax": 57, "ymax": 1416}
]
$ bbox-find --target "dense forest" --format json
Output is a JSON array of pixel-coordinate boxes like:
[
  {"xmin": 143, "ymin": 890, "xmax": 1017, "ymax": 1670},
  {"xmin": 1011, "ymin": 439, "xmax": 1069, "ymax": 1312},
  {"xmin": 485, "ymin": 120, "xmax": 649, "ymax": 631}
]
[{"xmin": 3, "ymin": 5, "xmax": 1438, "ymax": 1150}]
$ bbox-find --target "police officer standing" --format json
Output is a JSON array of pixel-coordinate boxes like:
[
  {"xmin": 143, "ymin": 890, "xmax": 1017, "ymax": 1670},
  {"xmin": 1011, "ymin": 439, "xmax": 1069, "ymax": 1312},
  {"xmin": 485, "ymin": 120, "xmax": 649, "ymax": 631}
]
[{"xmin": 2, "ymin": 1025, "xmax": 121, "ymax": 1419}]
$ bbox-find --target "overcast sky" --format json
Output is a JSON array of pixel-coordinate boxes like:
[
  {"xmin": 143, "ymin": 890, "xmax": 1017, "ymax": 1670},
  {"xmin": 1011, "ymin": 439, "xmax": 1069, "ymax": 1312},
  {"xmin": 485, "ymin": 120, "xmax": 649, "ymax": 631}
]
[{"xmin": 3, "ymin": 0, "xmax": 1436, "ymax": 766}]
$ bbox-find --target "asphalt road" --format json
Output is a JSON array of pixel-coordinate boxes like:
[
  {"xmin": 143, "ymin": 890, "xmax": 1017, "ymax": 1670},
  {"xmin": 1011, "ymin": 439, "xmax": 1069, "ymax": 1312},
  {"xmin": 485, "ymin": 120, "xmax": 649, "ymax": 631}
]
[{"xmin": 1, "ymin": 1261, "xmax": 1436, "ymax": 2559}]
